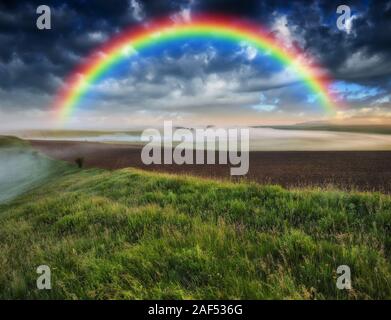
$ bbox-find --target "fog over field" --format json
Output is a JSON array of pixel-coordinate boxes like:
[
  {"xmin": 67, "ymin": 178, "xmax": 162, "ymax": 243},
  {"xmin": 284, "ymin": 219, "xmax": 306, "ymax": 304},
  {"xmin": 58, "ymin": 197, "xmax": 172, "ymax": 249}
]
[
  {"xmin": 18, "ymin": 128, "xmax": 391, "ymax": 151},
  {"xmin": 0, "ymin": 148, "xmax": 52, "ymax": 203}
]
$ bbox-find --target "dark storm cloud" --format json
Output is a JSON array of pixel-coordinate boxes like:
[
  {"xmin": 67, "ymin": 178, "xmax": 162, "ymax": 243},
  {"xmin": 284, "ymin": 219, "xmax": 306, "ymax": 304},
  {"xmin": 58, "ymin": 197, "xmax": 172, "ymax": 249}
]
[{"xmin": 0, "ymin": 0, "xmax": 390, "ymax": 113}]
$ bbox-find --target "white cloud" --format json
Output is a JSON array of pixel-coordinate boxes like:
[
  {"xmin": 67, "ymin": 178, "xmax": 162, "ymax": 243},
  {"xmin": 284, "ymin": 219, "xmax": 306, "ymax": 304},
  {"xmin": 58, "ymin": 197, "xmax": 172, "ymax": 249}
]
[
  {"xmin": 251, "ymin": 93, "xmax": 279, "ymax": 112},
  {"xmin": 244, "ymin": 66, "xmax": 301, "ymax": 91},
  {"xmin": 129, "ymin": 0, "xmax": 145, "ymax": 22},
  {"xmin": 171, "ymin": 1, "xmax": 196, "ymax": 23},
  {"xmin": 238, "ymin": 42, "xmax": 257, "ymax": 61},
  {"xmin": 179, "ymin": 8, "xmax": 192, "ymax": 22},
  {"xmin": 337, "ymin": 50, "xmax": 391, "ymax": 78},
  {"xmin": 87, "ymin": 31, "xmax": 107, "ymax": 43},
  {"xmin": 252, "ymin": 104, "xmax": 277, "ymax": 112},
  {"xmin": 372, "ymin": 95, "xmax": 391, "ymax": 106},
  {"xmin": 271, "ymin": 14, "xmax": 304, "ymax": 49},
  {"xmin": 344, "ymin": 51, "xmax": 380, "ymax": 71}
]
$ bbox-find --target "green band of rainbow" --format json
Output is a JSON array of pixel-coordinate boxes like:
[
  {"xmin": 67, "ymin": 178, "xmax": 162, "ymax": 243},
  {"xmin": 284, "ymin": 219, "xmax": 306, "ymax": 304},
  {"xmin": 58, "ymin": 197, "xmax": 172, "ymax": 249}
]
[{"xmin": 53, "ymin": 15, "xmax": 338, "ymax": 122}]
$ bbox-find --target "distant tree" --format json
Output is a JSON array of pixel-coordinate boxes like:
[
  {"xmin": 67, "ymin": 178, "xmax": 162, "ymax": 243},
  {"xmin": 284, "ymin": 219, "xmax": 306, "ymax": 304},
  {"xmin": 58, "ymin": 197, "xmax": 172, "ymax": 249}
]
[{"xmin": 75, "ymin": 157, "xmax": 84, "ymax": 169}]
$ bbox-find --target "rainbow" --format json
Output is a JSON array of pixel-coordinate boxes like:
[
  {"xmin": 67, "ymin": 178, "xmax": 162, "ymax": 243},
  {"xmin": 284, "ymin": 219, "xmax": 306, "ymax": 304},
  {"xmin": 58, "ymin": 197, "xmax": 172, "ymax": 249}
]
[{"xmin": 53, "ymin": 15, "xmax": 339, "ymax": 122}]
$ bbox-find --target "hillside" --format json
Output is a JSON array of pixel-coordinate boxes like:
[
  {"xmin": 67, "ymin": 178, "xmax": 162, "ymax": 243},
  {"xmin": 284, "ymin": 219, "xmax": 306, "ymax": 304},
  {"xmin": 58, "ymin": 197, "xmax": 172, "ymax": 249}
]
[
  {"xmin": 0, "ymin": 164, "xmax": 390, "ymax": 299},
  {"xmin": 0, "ymin": 136, "xmax": 74, "ymax": 204},
  {"xmin": 0, "ymin": 135, "xmax": 29, "ymax": 147}
]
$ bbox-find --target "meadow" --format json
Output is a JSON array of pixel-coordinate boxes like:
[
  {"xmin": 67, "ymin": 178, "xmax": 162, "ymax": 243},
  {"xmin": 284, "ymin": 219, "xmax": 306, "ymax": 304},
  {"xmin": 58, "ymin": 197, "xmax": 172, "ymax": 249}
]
[{"xmin": 0, "ymin": 136, "xmax": 390, "ymax": 299}]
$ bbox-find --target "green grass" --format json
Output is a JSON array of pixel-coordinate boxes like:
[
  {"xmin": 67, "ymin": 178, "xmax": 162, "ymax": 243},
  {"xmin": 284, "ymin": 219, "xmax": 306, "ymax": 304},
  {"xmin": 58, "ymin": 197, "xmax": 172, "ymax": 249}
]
[
  {"xmin": 0, "ymin": 163, "xmax": 390, "ymax": 299},
  {"xmin": 0, "ymin": 135, "xmax": 29, "ymax": 147}
]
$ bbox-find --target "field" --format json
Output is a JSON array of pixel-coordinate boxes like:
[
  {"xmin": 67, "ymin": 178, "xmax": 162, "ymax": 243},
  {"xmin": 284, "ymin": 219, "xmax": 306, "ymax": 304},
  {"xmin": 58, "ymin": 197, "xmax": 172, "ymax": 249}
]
[
  {"xmin": 258, "ymin": 124, "xmax": 391, "ymax": 135},
  {"xmin": 31, "ymin": 140, "xmax": 391, "ymax": 193},
  {"xmin": 0, "ymin": 137, "xmax": 390, "ymax": 299}
]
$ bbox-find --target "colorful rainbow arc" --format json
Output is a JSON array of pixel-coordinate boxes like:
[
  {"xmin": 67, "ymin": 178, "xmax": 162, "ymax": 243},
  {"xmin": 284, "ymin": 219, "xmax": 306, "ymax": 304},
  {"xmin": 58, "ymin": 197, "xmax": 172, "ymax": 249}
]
[{"xmin": 53, "ymin": 15, "xmax": 339, "ymax": 122}]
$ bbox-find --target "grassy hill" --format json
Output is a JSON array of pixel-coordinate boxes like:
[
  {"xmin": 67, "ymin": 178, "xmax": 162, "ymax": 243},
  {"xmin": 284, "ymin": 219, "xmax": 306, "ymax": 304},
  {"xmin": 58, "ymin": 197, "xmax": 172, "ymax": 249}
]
[
  {"xmin": 0, "ymin": 161, "xmax": 390, "ymax": 299},
  {"xmin": 0, "ymin": 135, "xmax": 29, "ymax": 147}
]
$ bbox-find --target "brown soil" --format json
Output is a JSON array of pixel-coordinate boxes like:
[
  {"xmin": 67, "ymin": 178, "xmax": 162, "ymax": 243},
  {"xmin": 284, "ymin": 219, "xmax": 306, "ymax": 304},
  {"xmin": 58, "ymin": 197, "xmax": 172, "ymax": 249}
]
[{"xmin": 30, "ymin": 140, "xmax": 391, "ymax": 193}]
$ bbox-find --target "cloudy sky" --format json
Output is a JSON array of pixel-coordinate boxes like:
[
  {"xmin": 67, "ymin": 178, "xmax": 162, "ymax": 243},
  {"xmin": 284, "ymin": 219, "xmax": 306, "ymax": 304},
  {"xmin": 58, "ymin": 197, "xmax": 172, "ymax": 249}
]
[{"xmin": 0, "ymin": 0, "xmax": 391, "ymax": 129}]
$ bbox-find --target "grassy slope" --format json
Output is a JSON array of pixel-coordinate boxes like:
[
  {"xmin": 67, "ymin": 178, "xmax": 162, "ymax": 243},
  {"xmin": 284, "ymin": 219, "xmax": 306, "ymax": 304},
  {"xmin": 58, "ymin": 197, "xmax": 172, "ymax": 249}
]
[
  {"xmin": 0, "ymin": 136, "xmax": 75, "ymax": 203},
  {"xmin": 0, "ymin": 165, "xmax": 390, "ymax": 299},
  {"xmin": 0, "ymin": 136, "xmax": 29, "ymax": 147}
]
